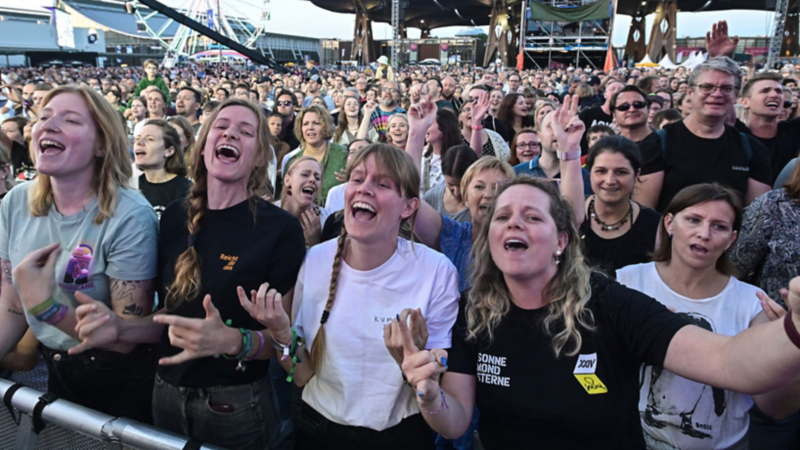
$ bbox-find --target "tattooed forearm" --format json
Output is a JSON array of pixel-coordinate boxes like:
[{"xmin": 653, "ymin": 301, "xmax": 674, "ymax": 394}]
[
  {"xmin": 109, "ymin": 279, "xmax": 146, "ymax": 303},
  {"xmin": 1, "ymin": 259, "xmax": 12, "ymax": 285},
  {"xmin": 109, "ymin": 278, "xmax": 154, "ymax": 318}
]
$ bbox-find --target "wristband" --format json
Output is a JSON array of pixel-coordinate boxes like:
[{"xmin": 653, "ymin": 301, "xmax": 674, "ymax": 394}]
[
  {"xmin": 784, "ymin": 310, "xmax": 800, "ymax": 350},
  {"xmin": 470, "ymin": 124, "xmax": 484, "ymax": 130},
  {"xmin": 557, "ymin": 149, "xmax": 581, "ymax": 161},
  {"xmin": 419, "ymin": 388, "xmax": 449, "ymax": 415}
]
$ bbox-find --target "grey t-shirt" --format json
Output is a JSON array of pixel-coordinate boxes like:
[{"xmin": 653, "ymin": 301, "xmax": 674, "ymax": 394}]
[
  {"xmin": 0, "ymin": 183, "xmax": 159, "ymax": 351},
  {"xmin": 423, "ymin": 183, "xmax": 472, "ymax": 223}
]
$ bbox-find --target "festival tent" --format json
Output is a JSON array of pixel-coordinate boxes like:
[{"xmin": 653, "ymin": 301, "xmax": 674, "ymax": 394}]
[
  {"xmin": 657, "ymin": 54, "xmax": 678, "ymax": 69},
  {"xmin": 635, "ymin": 54, "xmax": 658, "ymax": 68},
  {"xmin": 680, "ymin": 51, "xmax": 707, "ymax": 69}
]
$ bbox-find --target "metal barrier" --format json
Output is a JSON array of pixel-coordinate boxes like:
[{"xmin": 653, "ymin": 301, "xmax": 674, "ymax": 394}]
[{"xmin": 0, "ymin": 378, "xmax": 225, "ymax": 450}]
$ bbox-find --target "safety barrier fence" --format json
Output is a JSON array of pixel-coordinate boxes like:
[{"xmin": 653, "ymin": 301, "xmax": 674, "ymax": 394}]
[{"xmin": 0, "ymin": 378, "xmax": 225, "ymax": 450}]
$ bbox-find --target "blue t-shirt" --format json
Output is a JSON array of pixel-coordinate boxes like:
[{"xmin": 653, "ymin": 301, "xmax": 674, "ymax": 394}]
[
  {"xmin": 440, "ymin": 215, "xmax": 473, "ymax": 293},
  {"xmin": 513, "ymin": 155, "xmax": 593, "ymax": 195}
]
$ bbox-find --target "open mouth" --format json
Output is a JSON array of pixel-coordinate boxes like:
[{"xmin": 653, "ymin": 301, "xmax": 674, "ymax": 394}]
[
  {"xmin": 521, "ymin": 150, "xmax": 536, "ymax": 158},
  {"xmin": 215, "ymin": 144, "xmax": 241, "ymax": 163},
  {"xmin": 478, "ymin": 204, "xmax": 491, "ymax": 213},
  {"xmin": 39, "ymin": 139, "xmax": 65, "ymax": 155},
  {"xmin": 690, "ymin": 244, "xmax": 709, "ymax": 254},
  {"xmin": 301, "ymin": 185, "xmax": 316, "ymax": 197},
  {"xmin": 766, "ymin": 101, "xmax": 780, "ymax": 108},
  {"xmin": 134, "ymin": 149, "xmax": 147, "ymax": 159},
  {"xmin": 504, "ymin": 239, "xmax": 529, "ymax": 251},
  {"xmin": 351, "ymin": 201, "xmax": 377, "ymax": 221}
]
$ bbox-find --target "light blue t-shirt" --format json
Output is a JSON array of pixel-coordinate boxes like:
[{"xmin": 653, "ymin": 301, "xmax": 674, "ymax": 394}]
[{"xmin": 0, "ymin": 183, "xmax": 159, "ymax": 350}]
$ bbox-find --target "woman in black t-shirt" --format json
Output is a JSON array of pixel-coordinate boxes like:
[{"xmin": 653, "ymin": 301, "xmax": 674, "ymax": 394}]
[
  {"xmin": 398, "ymin": 176, "xmax": 800, "ymax": 450},
  {"xmin": 580, "ymin": 136, "xmax": 660, "ymax": 277},
  {"xmin": 134, "ymin": 119, "xmax": 192, "ymax": 219},
  {"xmin": 71, "ymin": 99, "xmax": 306, "ymax": 449}
]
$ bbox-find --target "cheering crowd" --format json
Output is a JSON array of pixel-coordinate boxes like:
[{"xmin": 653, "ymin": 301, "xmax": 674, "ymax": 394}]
[{"xmin": 2, "ymin": 19, "xmax": 800, "ymax": 450}]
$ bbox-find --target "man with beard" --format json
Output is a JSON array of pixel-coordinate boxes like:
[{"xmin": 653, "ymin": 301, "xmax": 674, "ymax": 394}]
[
  {"xmin": 441, "ymin": 76, "xmax": 461, "ymax": 110},
  {"xmin": 368, "ymin": 80, "xmax": 405, "ymax": 142},
  {"xmin": 175, "ymin": 87, "xmax": 202, "ymax": 134},
  {"xmin": 302, "ymin": 74, "xmax": 334, "ymax": 110},
  {"xmin": 426, "ymin": 77, "xmax": 454, "ymax": 111},
  {"xmin": 273, "ymin": 89, "xmax": 300, "ymax": 149}
]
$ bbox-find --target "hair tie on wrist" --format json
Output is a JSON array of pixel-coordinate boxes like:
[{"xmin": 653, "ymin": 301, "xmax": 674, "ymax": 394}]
[
  {"xmin": 187, "ymin": 233, "xmax": 197, "ymax": 247},
  {"xmin": 784, "ymin": 310, "xmax": 800, "ymax": 350},
  {"xmin": 320, "ymin": 310, "xmax": 330, "ymax": 325}
]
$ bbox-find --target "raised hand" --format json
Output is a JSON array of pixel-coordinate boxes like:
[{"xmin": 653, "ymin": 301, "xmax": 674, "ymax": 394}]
[
  {"xmin": 706, "ymin": 20, "xmax": 738, "ymax": 58},
  {"xmin": 384, "ymin": 308, "xmax": 429, "ymax": 368},
  {"xmin": 397, "ymin": 311, "xmax": 447, "ymax": 404},
  {"xmin": 238, "ymin": 283, "xmax": 292, "ymax": 344},
  {"xmin": 69, "ymin": 291, "xmax": 121, "ymax": 355},
  {"xmin": 300, "ymin": 209, "xmax": 322, "ymax": 247},
  {"xmin": 363, "ymin": 99, "xmax": 378, "ymax": 117},
  {"xmin": 407, "ymin": 94, "xmax": 438, "ymax": 135},
  {"xmin": 551, "ymin": 94, "xmax": 585, "ymax": 152},
  {"xmin": 470, "ymin": 91, "xmax": 491, "ymax": 127},
  {"xmin": 757, "ymin": 290, "xmax": 789, "ymax": 321},
  {"xmin": 13, "ymin": 243, "xmax": 60, "ymax": 308},
  {"xmin": 152, "ymin": 295, "xmax": 240, "ymax": 365}
]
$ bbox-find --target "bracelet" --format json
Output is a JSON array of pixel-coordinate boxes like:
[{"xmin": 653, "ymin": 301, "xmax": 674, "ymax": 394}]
[
  {"xmin": 222, "ymin": 328, "xmax": 253, "ymax": 372},
  {"xmin": 251, "ymin": 330, "xmax": 266, "ymax": 360},
  {"xmin": 29, "ymin": 298, "xmax": 56, "ymax": 316},
  {"xmin": 470, "ymin": 124, "xmax": 483, "ymax": 130},
  {"xmin": 784, "ymin": 310, "xmax": 800, "ymax": 350},
  {"xmin": 556, "ymin": 149, "xmax": 581, "ymax": 161},
  {"xmin": 271, "ymin": 329, "xmax": 305, "ymax": 382},
  {"xmin": 44, "ymin": 305, "xmax": 69, "ymax": 325},
  {"xmin": 419, "ymin": 388, "xmax": 449, "ymax": 415}
]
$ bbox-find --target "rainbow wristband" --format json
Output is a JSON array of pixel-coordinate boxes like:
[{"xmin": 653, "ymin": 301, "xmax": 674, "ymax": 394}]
[
  {"xmin": 44, "ymin": 305, "xmax": 69, "ymax": 325},
  {"xmin": 28, "ymin": 298, "xmax": 56, "ymax": 316}
]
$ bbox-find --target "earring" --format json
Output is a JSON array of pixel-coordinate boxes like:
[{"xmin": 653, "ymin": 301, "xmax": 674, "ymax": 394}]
[{"xmin": 554, "ymin": 250, "xmax": 562, "ymax": 265}]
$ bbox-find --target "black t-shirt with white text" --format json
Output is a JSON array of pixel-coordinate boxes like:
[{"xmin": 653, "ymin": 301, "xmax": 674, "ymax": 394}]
[
  {"xmin": 138, "ymin": 174, "xmax": 192, "ymax": 220},
  {"xmin": 448, "ymin": 275, "xmax": 690, "ymax": 449},
  {"xmin": 156, "ymin": 198, "xmax": 305, "ymax": 388},
  {"xmin": 11, "ymin": 141, "xmax": 36, "ymax": 181},
  {"xmin": 639, "ymin": 121, "xmax": 772, "ymax": 212}
]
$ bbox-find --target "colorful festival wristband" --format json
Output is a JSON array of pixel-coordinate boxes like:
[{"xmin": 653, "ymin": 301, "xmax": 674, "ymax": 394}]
[{"xmin": 28, "ymin": 298, "xmax": 56, "ymax": 316}]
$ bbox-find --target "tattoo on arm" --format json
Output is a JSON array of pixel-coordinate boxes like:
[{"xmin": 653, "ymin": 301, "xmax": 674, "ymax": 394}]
[
  {"xmin": 110, "ymin": 278, "xmax": 153, "ymax": 317},
  {"xmin": 6, "ymin": 308, "xmax": 23, "ymax": 316},
  {"xmin": 1, "ymin": 259, "xmax": 12, "ymax": 285}
]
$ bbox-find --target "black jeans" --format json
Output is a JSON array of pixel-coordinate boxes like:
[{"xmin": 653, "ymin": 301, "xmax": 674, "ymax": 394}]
[
  {"xmin": 40, "ymin": 343, "xmax": 156, "ymax": 424},
  {"xmin": 152, "ymin": 374, "xmax": 284, "ymax": 449},
  {"xmin": 295, "ymin": 401, "xmax": 436, "ymax": 450}
]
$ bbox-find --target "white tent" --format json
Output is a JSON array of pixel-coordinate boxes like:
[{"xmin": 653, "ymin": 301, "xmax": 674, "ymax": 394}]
[
  {"xmin": 680, "ymin": 51, "xmax": 707, "ymax": 69},
  {"xmin": 635, "ymin": 54, "xmax": 658, "ymax": 67},
  {"xmin": 658, "ymin": 54, "xmax": 678, "ymax": 69}
]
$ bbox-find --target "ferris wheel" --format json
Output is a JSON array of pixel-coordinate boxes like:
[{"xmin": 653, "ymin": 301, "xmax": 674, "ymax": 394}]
[{"xmin": 132, "ymin": 0, "xmax": 271, "ymax": 64}]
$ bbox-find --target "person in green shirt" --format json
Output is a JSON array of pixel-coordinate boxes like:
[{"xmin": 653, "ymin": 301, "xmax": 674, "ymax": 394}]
[
  {"xmin": 130, "ymin": 59, "xmax": 170, "ymax": 106},
  {"xmin": 285, "ymin": 105, "xmax": 347, "ymax": 204}
]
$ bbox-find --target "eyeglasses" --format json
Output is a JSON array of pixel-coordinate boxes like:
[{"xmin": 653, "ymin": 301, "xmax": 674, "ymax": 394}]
[
  {"xmin": 784, "ymin": 101, "xmax": 794, "ymax": 108},
  {"xmin": 276, "ymin": 101, "xmax": 294, "ymax": 107},
  {"xmin": 516, "ymin": 142, "xmax": 541, "ymax": 149},
  {"xmin": 615, "ymin": 101, "xmax": 647, "ymax": 112},
  {"xmin": 383, "ymin": 88, "xmax": 399, "ymax": 93},
  {"xmin": 693, "ymin": 83, "xmax": 737, "ymax": 95}
]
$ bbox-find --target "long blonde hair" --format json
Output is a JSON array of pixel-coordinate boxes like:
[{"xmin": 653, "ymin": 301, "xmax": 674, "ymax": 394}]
[
  {"xmin": 310, "ymin": 144, "xmax": 420, "ymax": 372},
  {"xmin": 29, "ymin": 85, "xmax": 132, "ymax": 224},
  {"xmin": 280, "ymin": 156, "xmax": 322, "ymax": 207},
  {"xmin": 467, "ymin": 176, "xmax": 595, "ymax": 357},
  {"xmin": 165, "ymin": 98, "xmax": 274, "ymax": 310}
]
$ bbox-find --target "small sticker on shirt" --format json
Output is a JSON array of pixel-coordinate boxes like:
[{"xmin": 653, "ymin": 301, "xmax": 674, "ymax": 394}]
[{"xmin": 573, "ymin": 353, "xmax": 607, "ymax": 394}]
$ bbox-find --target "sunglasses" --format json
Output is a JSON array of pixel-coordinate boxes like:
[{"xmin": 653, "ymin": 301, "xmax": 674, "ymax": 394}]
[
  {"xmin": 615, "ymin": 101, "xmax": 647, "ymax": 112},
  {"xmin": 784, "ymin": 101, "xmax": 794, "ymax": 108},
  {"xmin": 276, "ymin": 101, "xmax": 294, "ymax": 107}
]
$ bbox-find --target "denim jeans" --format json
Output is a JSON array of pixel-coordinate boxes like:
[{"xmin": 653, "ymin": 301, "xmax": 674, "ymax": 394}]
[
  {"xmin": 152, "ymin": 374, "xmax": 283, "ymax": 450},
  {"xmin": 269, "ymin": 359, "xmax": 294, "ymax": 441},
  {"xmin": 40, "ymin": 343, "xmax": 156, "ymax": 424},
  {"xmin": 749, "ymin": 405, "xmax": 800, "ymax": 450}
]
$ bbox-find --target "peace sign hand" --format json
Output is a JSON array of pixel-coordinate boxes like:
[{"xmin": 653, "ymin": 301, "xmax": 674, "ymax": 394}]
[
  {"xmin": 395, "ymin": 310, "xmax": 448, "ymax": 405},
  {"xmin": 551, "ymin": 94, "xmax": 585, "ymax": 153}
]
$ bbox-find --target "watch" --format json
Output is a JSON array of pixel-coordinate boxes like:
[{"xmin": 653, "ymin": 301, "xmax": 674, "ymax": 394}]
[{"xmin": 557, "ymin": 149, "xmax": 581, "ymax": 161}]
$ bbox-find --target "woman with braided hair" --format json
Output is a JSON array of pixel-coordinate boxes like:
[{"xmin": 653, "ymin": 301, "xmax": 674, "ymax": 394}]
[
  {"xmin": 67, "ymin": 98, "xmax": 306, "ymax": 449},
  {"xmin": 240, "ymin": 143, "xmax": 460, "ymax": 449}
]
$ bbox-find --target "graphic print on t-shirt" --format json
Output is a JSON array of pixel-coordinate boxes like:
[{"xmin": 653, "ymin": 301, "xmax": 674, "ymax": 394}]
[
  {"xmin": 476, "ymin": 352, "xmax": 511, "ymax": 387},
  {"xmin": 59, "ymin": 242, "xmax": 95, "ymax": 291},
  {"xmin": 642, "ymin": 312, "xmax": 725, "ymax": 441},
  {"xmin": 573, "ymin": 353, "xmax": 608, "ymax": 394}
]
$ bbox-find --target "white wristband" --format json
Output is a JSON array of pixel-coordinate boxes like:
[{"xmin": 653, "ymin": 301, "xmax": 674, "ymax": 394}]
[{"xmin": 557, "ymin": 149, "xmax": 581, "ymax": 161}]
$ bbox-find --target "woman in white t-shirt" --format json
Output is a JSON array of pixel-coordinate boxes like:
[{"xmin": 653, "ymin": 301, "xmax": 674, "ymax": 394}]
[
  {"xmin": 617, "ymin": 183, "xmax": 797, "ymax": 450},
  {"xmin": 240, "ymin": 143, "xmax": 461, "ymax": 449}
]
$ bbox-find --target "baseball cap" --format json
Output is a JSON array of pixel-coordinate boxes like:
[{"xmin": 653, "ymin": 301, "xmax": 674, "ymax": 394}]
[
  {"xmin": 587, "ymin": 76, "xmax": 601, "ymax": 86},
  {"xmin": 305, "ymin": 74, "xmax": 320, "ymax": 83}
]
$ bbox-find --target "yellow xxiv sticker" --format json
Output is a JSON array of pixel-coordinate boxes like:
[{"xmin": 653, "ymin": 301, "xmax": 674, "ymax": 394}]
[{"xmin": 573, "ymin": 353, "xmax": 608, "ymax": 394}]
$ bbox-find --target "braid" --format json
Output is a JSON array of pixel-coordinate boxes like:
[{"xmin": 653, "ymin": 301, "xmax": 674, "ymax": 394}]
[
  {"xmin": 310, "ymin": 225, "xmax": 347, "ymax": 373},
  {"xmin": 166, "ymin": 177, "xmax": 208, "ymax": 310}
]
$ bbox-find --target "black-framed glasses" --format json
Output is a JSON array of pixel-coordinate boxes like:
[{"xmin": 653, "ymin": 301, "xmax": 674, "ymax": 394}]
[
  {"xmin": 276, "ymin": 101, "xmax": 294, "ymax": 107},
  {"xmin": 615, "ymin": 101, "xmax": 647, "ymax": 112},
  {"xmin": 693, "ymin": 83, "xmax": 737, "ymax": 95},
  {"xmin": 516, "ymin": 142, "xmax": 541, "ymax": 149},
  {"xmin": 784, "ymin": 101, "xmax": 794, "ymax": 108}
]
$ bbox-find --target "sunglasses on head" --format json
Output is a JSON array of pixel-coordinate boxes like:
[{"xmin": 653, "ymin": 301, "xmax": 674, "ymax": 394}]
[{"xmin": 615, "ymin": 101, "xmax": 647, "ymax": 112}]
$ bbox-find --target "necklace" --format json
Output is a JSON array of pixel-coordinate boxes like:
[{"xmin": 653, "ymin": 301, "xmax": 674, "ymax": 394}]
[{"xmin": 589, "ymin": 197, "xmax": 633, "ymax": 232}]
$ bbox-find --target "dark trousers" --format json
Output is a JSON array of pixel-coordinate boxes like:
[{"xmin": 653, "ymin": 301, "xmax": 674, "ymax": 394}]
[
  {"xmin": 295, "ymin": 401, "xmax": 436, "ymax": 450},
  {"xmin": 40, "ymin": 343, "xmax": 156, "ymax": 424},
  {"xmin": 152, "ymin": 374, "xmax": 284, "ymax": 450}
]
